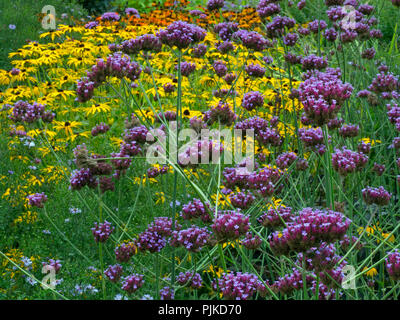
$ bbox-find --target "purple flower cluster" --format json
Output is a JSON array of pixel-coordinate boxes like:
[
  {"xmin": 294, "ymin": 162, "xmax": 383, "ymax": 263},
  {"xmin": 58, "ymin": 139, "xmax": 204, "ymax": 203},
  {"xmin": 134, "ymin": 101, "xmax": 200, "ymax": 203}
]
[
  {"xmin": 104, "ymin": 264, "xmax": 123, "ymax": 283},
  {"xmin": 179, "ymin": 61, "xmax": 196, "ymax": 77},
  {"xmin": 120, "ymin": 34, "xmax": 162, "ymax": 54},
  {"xmin": 170, "ymin": 226, "xmax": 211, "ymax": 252},
  {"xmin": 101, "ymin": 12, "xmax": 120, "ymax": 21},
  {"xmin": 257, "ymin": 0, "xmax": 281, "ymax": 19},
  {"xmin": 160, "ymin": 286, "xmax": 175, "ymax": 300},
  {"xmin": 258, "ymin": 206, "xmax": 293, "ymax": 229},
  {"xmin": 276, "ymin": 152, "xmax": 297, "ymax": 169},
  {"xmin": 206, "ymin": 0, "xmax": 224, "ymax": 11},
  {"xmin": 178, "ymin": 139, "xmax": 224, "ymax": 167},
  {"xmin": 115, "ymin": 242, "xmax": 137, "ymax": 262},
  {"xmin": 265, "ymin": 15, "xmax": 296, "ymax": 38},
  {"xmin": 232, "ymin": 30, "xmax": 271, "ymax": 51},
  {"xmin": 77, "ymin": 52, "xmax": 142, "ymax": 102},
  {"xmin": 9, "ymin": 100, "xmax": 54, "ymax": 123},
  {"xmin": 338, "ymin": 124, "xmax": 359, "ymax": 138},
  {"xmin": 216, "ymin": 41, "xmax": 235, "ymax": 54},
  {"xmin": 91, "ymin": 220, "xmax": 114, "ymax": 243},
  {"xmin": 245, "ymin": 63, "xmax": 265, "ymax": 78},
  {"xmin": 192, "ymin": 43, "xmax": 207, "ymax": 57},
  {"xmin": 42, "ymin": 259, "xmax": 62, "ymax": 274},
  {"xmin": 91, "ymin": 123, "xmax": 110, "ymax": 136},
  {"xmin": 212, "ymin": 210, "xmax": 249, "ymax": 241},
  {"xmin": 181, "ymin": 198, "xmax": 211, "ymax": 222},
  {"xmin": 331, "ymin": 147, "xmax": 368, "ymax": 176},
  {"xmin": 177, "ymin": 271, "xmax": 203, "ymax": 289},
  {"xmin": 136, "ymin": 230, "xmax": 167, "ymax": 253},
  {"xmin": 241, "ymin": 232, "xmax": 262, "ymax": 250},
  {"xmin": 121, "ymin": 274, "xmax": 144, "ymax": 294},
  {"xmin": 242, "ymin": 91, "xmax": 264, "ymax": 111},
  {"xmin": 269, "ymin": 207, "xmax": 351, "ymax": 255},
  {"xmin": 230, "ymin": 191, "xmax": 255, "ymax": 210},
  {"xmin": 203, "ymin": 101, "xmax": 237, "ymax": 126},
  {"xmin": 362, "ymin": 186, "xmax": 391, "ymax": 206},
  {"xmin": 147, "ymin": 217, "xmax": 181, "ymax": 237},
  {"xmin": 157, "ymin": 21, "xmax": 206, "ymax": 49},
  {"xmin": 217, "ymin": 272, "xmax": 264, "ymax": 300},
  {"xmin": 214, "ymin": 22, "xmax": 239, "ymax": 41},
  {"xmin": 386, "ymin": 250, "xmax": 400, "ymax": 281},
  {"xmin": 298, "ymin": 70, "xmax": 353, "ymax": 125},
  {"xmin": 27, "ymin": 192, "xmax": 48, "ymax": 208},
  {"xmin": 299, "ymin": 127, "xmax": 327, "ymax": 154},
  {"xmin": 213, "ymin": 60, "xmax": 228, "ymax": 77}
]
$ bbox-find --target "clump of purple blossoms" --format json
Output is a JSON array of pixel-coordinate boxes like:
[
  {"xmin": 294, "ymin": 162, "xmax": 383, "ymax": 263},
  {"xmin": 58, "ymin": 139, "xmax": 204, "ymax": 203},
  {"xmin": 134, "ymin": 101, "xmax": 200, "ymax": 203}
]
[
  {"xmin": 214, "ymin": 22, "xmax": 239, "ymax": 41},
  {"xmin": 368, "ymin": 72, "xmax": 399, "ymax": 98},
  {"xmin": 9, "ymin": 100, "xmax": 50, "ymax": 123},
  {"xmin": 213, "ymin": 60, "xmax": 228, "ymax": 77},
  {"xmin": 178, "ymin": 61, "xmax": 196, "ymax": 77},
  {"xmin": 136, "ymin": 230, "xmax": 166, "ymax": 253},
  {"xmin": 212, "ymin": 211, "xmax": 250, "ymax": 241},
  {"xmin": 177, "ymin": 271, "xmax": 202, "ymax": 289},
  {"xmin": 241, "ymin": 232, "xmax": 262, "ymax": 250},
  {"xmin": 121, "ymin": 274, "xmax": 144, "ymax": 294},
  {"xmin": 157, "ymin": 21, "xmax": 206, "ymax": 49},
  {"xmin": 104, "ymin": 264, "xmax": 123, "ymax": 283},
  {"xmin": 216, "ymin": 41, "xmax": 235, "ymax": 54},
  {"xmin": 257, "ymin": 0, "xmax": 281, "ymax": 19},
  {"xmin": 27, "ymin": 192, "xmax": 48, "ymax": 208},
  {"xmin": 92, "ymin": 220, "xmax": 114, "ymax": 243},
  {"xmin": 308, "ymin": 20, "xmax": 327, "ymax": 33},
  {"xmin": 298, "ymin": 70, "xmax": 353, "ymax": 125},
  {"xmin": 258, "ymin": 206, "xmax": 293, "ymax": 229},
  {"xmin": 301, "ymin": 54, "xmax": 328, "ymax": 71},
  {"xmin": 160, "ymin": 286, "xmax": 174, "ymax": 300},
  {"xmin": 245, "ymin": 63, "xmax": 265, "ymax": 78},
  {"xmin": 120, "ymin": 34, "xmax": 162, "ymax": 55},
  {"xmin": 203, "ymin": 101, "xmax": 237, "ymax": 126},
  {"xmin": 299, "ymin": 127, "xmax": 327, "ymax": 155},
  {"xmin": 91, "ymin": 123, "xmax": 110, "ymax": 136},
  {"xmin": 230, "ymin": 191, "xmax": 255, "ymax": 210},
  {"xmin": 207, "ymin": 0, "xmax": 224, "ymax": 11},
  {"xmin": 331, "ymin": 147, "xmax": 368, "ymax": 176},
  {"xmin": 276, "ymin": 152, "xmax": 297, "ymax": 169},
  {"xmin": 115, "ymin": 242, "xmax": 137, "ymax": 262},
  {"xmin": 269, "ymin": 207, "xmax": 351, "ymax": 255},
  {"xmin": 192, "ymin": 43, "xmax": 207, "ymax": 57},
  {"xmin": 217, "ymin": 272, "xmax": 263, "ymax": 300},
  {"xmin": 373, "ymin": 163, "xmax": 385, "ymax": 176},
  {"xmin": 42, "ymin": 259, "xmax": 62, "ymax": 274},
  {"xmin": 178, "ymin": 139, "xmax": 224, "ymax": 167},
  {"xmin": 181, "ymin": 199, "xmax": 211, "ymax": 222},
  {"xmin": 265, "ymin": 15, "xmax": 296, "ymax": 38},
  {"xmin": 170, "ymin": 226, "xmax": 211, "ymax": 252},
  {"xmin": 386, "ymin": 250, "xmax": 400, "ymax": 281},
  {"xmin": 101, "ymin": 12, "xmax": 120, "ymax": 21},
  {"xmin": 362, "ymin": 186, "xmax": 391, "ymax": 206},
  {"xmin": 77, "ymin": 52, "xmax": 142, "ymax": 102},
  {"xmin": 242, "ymin": 91, "xmax": 264, "ymax": 111},
  {"xmin": 283, "ymin": 33, "xmax": 298, "ymax": 46},
  {"xmin": 338, "ymin": 124, "xmax": 359, "ymax": 138},
  {"xmin": 147, "ymin": 217, "xmax": 181, "ymax": 237},
  {"xmin": 125, "ymin": 7, "xmax": 140, "ymax": 18},
  {"xmin": 232, "ymin": 30, "xmax": 271, "ymax": 51}
]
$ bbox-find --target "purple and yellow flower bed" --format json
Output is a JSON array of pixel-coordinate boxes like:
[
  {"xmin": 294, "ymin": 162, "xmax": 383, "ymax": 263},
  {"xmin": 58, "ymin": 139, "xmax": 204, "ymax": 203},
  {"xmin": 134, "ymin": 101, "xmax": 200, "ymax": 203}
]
[{"xmin": 1, "ymin": 0, "xmax": 400, "ymax": 300}]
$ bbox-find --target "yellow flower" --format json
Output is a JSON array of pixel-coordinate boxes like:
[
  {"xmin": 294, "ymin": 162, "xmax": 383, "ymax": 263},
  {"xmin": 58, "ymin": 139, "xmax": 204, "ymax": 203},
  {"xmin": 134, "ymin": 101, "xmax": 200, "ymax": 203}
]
[{"xmin": 363, "ymin": 267, "xmax": 378, "ymax": 277}]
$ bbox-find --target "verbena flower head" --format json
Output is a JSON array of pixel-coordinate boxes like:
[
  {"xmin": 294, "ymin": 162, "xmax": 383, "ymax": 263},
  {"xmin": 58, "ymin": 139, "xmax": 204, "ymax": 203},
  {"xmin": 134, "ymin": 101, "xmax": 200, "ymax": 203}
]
[
  {"xmin": 114, "ymin": 242, "xmax": 137, "ymax": 262},
  {"xmin": 242, "ymin": 91, "xmax": 264, "ymax": 111},
  {"xmin": 157, "ymin": 21, "xmax": 206, "ymax": 49},
  {"xmin": 217, "ymin": 272, "xmax": 262, "ymax": 300},
  {"xmin": 177, "ymin": 271, "xmax": 203, "ymax": 289},
  {"xmin": 27, "ymin": 192, "xmax": 48, "ymax": 208},
  {"xmin": 362, "ymin": 186, "xmax": 391, "ymax": 206},
  {"xmin": 203, "ymin": 101, "xmax": 237, "ymax": 126},
  {"xmin": 181, "ymin": 198, "xmax": 211, "ymax": 222},
  {"xmin": 276, "ymin": 152, "xmax": 297, "ymax": 169},
  {"xmin": 386, "ymin": 250, "xmax": 400, "ymax": 280},
  {"xmin": 136, "ymin": 230, "xmax": 166, "ymax": 253},
  {"xmin": 212, "ymin": 210, "xmax": 250, "ymax": 241},
  {"xmin": 121, "ymin": 274, "xmax": 144, "ymax": 294},
  {"xmin": 170, "ymin": 226, "xmax": 211, "ymax": 252},
  {"xmin": 92, "ymin": 220, "xmax": 114, "ymax": 243},
  {"xmin": 230, "ymin": 191, "xmax": 256, "ymax": 210},
  {"xmin": 245, "ymin": 63, "xmax": 265, "ymax": 78},
  {"xmin": 232, "ymin": 30, "xmax": 271, "ymax": 51},
  {"xmin": 207, "ymin": 0, "xmax": 224, "ymax": 11},
  {"xmin": 331, "ymin": 147, "xmax": 368, "ymax": 176},
  {"xmin": 104, "ymin": 264, "xmax": 123, "ymax": 283},
  {"xmin": 257, "ymin": 0, "xmax": 281, "ymax": 19},
  {"xmin": 269, "ymin": 207, "xmax": 351, "ymax": 255},
  {"xmin": 258, "ymin": 206, "xmax": 293, "ymax": 229},
  {"xmin": 160, "ymin": 286, "xmax": 174, "ymax": 300}
]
